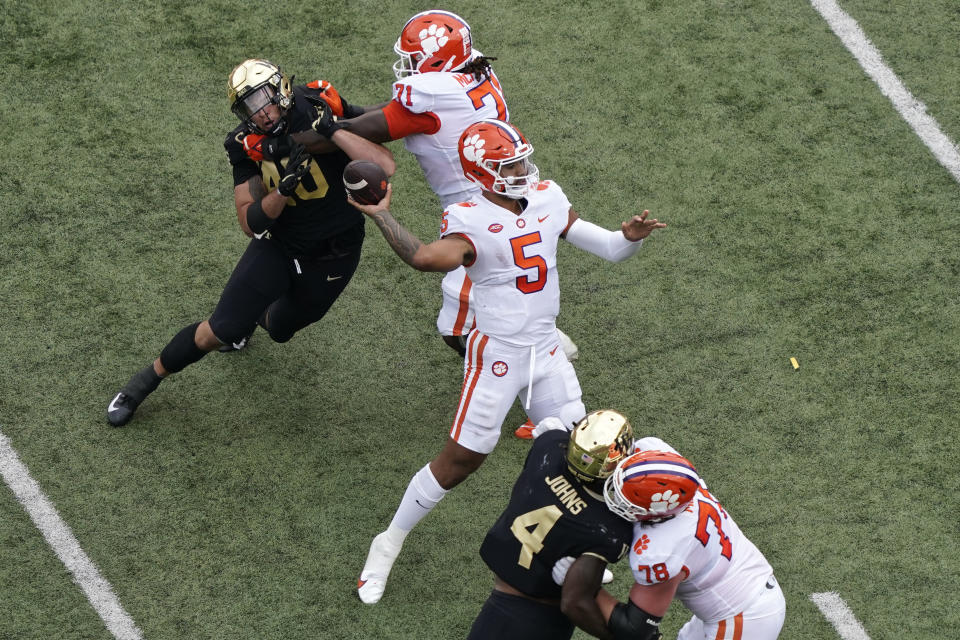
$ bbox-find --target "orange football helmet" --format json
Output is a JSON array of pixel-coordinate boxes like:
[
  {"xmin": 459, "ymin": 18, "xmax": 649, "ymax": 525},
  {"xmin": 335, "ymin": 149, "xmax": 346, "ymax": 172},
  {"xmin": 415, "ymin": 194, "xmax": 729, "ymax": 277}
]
[
  {"xmin": 604, "ymin": 450, "xmax": 702, "ymax": 522},
  {"xmin": 393, "ymin": 10, "xmax": 473, "ymax": 79},
  {"xmin": 459, "ymin": 119, "xmax": 539, "ymax": 199}
]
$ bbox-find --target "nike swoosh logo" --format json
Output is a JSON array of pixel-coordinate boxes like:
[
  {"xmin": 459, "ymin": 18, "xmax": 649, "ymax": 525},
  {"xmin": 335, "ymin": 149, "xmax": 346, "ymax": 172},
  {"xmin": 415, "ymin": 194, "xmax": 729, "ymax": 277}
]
[
  {"xmin": 107, "ymin": 393, "xmax": 123, "ymax": 413},
  {"xmin": 357, "ymin": 579, "xmax": 367, "ymax": 588},
  {"xmin": 550, "ymin": 346, "xmax": 559, "ymax": 356},
  {"xmin": 415, "ymin": 500, "xmax": 430, "ymax": 509},
  {"xmin": 538, "ymin": 215, "xmax": 549, "ymax": 223},
  {"xmin": 327, "ymin": 275, "xmax": 343, "ymax": 281}
]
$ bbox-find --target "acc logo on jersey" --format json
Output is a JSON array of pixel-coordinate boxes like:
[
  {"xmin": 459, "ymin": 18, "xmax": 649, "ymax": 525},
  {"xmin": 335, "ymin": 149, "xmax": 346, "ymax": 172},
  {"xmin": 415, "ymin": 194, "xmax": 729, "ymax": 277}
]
[
  {"xmin": 488, "ymin": 223, "xmax": 503, "ymax": 233},
  {"xmin": 516, "ymin": 219, "xmax": 526, "ymax": 228},
  {"xmin": 491, "ymin": 361, "xmax": 508, "ymax": 376},
  {"xmin": 633, "ymin": 533, "xmax": 650, "ymax": 556}
]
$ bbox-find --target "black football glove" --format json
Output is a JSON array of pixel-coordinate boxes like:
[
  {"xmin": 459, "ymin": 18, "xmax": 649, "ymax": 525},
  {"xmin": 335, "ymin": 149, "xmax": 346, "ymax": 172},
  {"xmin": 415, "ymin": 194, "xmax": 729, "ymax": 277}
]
[
  {"xmin": 306, "ymin": 96, "xmax": 344, "ymax": 138},
  {"xmin": 262, "ymin": 135, "xmax": 295, "ymax": 161},
  {"xmin": 277, "ymin": 143, "xmax": 313, "ymax": 197}
]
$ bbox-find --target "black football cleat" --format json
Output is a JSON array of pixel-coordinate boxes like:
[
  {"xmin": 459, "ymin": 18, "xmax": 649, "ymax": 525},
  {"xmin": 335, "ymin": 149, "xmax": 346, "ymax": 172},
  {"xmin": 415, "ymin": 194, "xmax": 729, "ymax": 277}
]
[
  {"xmin": 218, "ymin": 334, "xmax": 251, "ymax": 352},
  {"xmin": 106, "ymin": 391, "xmax": 140, "ymax": 427},
  {"xmin": 218, "ymin": 324, "xmax": 257, "ymax": 353},
  {"xmin": 106, "ymin": 364, "xmax": 163, "ymax": 426}
]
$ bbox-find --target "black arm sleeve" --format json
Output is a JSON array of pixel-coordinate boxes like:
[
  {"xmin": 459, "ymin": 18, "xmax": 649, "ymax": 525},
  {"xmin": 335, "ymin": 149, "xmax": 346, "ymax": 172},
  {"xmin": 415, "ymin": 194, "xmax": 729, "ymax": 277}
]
[
  {"xmin": 608, "ymin": 601, "xmax": 663, "ymax": 640},
  {"xmin": 245, "ymin": 199, "xmax": 275, "ymax": 235}
]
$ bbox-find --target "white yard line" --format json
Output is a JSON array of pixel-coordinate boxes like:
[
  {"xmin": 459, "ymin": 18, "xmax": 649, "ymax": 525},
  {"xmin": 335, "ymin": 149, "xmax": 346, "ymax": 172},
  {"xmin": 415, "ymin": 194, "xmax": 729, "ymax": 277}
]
[
  {"xmin": 0, "ymin": 430, "xmax": 143, "ymax": 640},
  {"xmin": 811, "ymin": 0, "xmax": 960, "ymax": 183},
  {"xmin": 811, "ymin": 592, "xmax": 872, "ymax": 639}
]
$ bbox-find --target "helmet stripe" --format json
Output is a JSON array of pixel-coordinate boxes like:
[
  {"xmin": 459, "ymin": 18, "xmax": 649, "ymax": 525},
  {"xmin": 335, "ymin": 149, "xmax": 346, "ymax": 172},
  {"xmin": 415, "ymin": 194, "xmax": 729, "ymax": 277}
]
[
  {"xmin": 623, "ymin": 462, "xmax": 700, "ymax": 483},
  {"xmin": 480, "ymin": 118, "xmax": 522, "ymax": 143},
  {"xmin": 623, "ymin": 459, "xmax": 698, "ymax": 475}
]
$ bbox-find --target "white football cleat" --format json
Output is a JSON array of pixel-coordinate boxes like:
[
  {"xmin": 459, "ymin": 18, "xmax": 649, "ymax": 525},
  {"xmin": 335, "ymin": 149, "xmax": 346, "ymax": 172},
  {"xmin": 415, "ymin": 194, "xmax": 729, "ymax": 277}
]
[
  {"xmin": 602, "ymin": 568, "xmax": 614, "ymax": 584},
  {"xmin": 357, "ymin": 531, "xmax": 403, "ymax": 604},
  {"xmin": 557, "ymin": 329, "xmax": 579, "ymax": 361}
]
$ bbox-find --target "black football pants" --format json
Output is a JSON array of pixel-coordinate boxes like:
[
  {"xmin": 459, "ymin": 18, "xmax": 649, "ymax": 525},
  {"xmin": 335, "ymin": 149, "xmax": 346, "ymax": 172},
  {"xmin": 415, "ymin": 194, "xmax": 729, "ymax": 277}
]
[
  {"xmin": 208, "ymin": 228, "xmax": 362, "ymax": 345},
  {"xmin": 466, "ymin": 590, "xmax": 574, "ymax": 640}
]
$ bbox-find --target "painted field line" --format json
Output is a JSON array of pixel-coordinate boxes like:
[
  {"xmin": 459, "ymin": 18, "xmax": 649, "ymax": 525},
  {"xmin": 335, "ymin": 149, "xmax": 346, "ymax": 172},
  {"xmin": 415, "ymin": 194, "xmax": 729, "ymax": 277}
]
[
  {"xmin": 811, "ymin": 592, "xmax": 872, "ymax": 640},
  {"xmin": 811, "ymin": 0, "xmax": 960, "ymax": 183},
  {"xmin": 0, "ymin": 430, "xmax": 143, "ymax": 640}
]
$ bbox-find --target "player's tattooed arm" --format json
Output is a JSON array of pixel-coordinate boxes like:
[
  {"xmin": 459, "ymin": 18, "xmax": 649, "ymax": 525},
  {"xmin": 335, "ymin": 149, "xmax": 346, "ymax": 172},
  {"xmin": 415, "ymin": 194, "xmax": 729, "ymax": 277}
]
[
  {"xmin": 349, "ymin": 184, "xmax": 471, "ymax": 272},
  {"xmin": 248, "ymin": 175, "xmax": 267, "ymax": 201},
  {"xmin": 367, "ymin": 210, "xmax": 424, "ymax": 267},
  {"xmin": 234, "ymin": 175, "xmax": 290, "ymax": 237}
]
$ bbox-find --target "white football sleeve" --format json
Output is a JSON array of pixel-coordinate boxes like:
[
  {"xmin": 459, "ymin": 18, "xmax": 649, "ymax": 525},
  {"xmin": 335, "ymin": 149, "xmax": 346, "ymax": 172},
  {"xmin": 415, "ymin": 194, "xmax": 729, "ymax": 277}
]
[
  {"xmin": 634, "ymin": 436, "xmax": 680, "ymax": 454},
  {"xmin": 564, "ymin": 218, "xmax": 642, "ymax": 262}
]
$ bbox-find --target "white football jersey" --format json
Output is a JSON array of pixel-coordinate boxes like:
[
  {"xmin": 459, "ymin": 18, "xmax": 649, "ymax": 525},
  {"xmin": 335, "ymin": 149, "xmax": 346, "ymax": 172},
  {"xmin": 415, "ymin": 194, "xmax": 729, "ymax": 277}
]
[
  {"xmin": 391, "ymin": 54, "xmax": 508, "ymax": 200},
  {"xmin": 441, "ymin": 180, "xmax": 572, "ymax": 347},
  {"xmin": 627, "ymin": 483, "xmax": 774, "ymax": 624}
]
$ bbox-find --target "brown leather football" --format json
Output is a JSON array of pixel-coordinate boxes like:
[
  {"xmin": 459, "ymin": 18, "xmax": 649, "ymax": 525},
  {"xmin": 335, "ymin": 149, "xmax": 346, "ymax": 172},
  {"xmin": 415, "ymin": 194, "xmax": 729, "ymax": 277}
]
[{"xmin": 342, "ymin": 160, "xmax": 388, "ymax": 205}]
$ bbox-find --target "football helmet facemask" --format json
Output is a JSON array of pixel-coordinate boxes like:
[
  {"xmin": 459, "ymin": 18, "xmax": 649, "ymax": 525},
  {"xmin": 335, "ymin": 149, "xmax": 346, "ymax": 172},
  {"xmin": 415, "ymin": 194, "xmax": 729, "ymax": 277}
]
[
  {"xmin": 459, "ymin": 119, "xmax": 539, "ymax": 199},
  {"xmin": 604, "ymin": 450, "xmax": 701, "ymax": 523},
  {"xmin": 566, "ymin": 410, "xmax": 635, "ymax": 486},
  {"xmin": 228, "ymin": 59, "xmax": 293, "ymax": 135},
  {"xmin": 393, "ymin": 10, "xmax": 473, "ymax": 80}
]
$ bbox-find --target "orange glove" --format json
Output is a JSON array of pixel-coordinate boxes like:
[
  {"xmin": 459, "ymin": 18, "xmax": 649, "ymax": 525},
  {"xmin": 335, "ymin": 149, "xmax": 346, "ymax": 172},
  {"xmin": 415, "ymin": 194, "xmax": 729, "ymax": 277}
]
[{"xmin": 307, "ymin": 80, "xmax": 345, "ymax": 117}]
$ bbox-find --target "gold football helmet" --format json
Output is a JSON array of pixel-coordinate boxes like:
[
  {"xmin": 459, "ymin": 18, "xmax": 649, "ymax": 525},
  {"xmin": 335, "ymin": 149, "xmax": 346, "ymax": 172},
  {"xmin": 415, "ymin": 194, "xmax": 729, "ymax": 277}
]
[
  {"xmin": 566, "ymin": 410, "xmax": 634, "ymax": 485},
  {"xmin": 228, "ymin": 59, "xmax": 292, "ymax": 134}
]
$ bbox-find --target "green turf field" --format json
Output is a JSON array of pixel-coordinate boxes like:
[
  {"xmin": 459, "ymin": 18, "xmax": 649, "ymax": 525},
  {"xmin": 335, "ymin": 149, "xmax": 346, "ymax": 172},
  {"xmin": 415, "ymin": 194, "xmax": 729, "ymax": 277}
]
[{"xmin": 1, "ymin": 1, "xmax": 958, "ymax": 638}]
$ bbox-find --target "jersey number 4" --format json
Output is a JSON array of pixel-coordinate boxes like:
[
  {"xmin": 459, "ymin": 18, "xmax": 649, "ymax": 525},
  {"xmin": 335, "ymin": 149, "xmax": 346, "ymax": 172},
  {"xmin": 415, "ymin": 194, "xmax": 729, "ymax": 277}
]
[{"xmin": 510, "ymin": 505, "xmax": 562, "ymax": 568}]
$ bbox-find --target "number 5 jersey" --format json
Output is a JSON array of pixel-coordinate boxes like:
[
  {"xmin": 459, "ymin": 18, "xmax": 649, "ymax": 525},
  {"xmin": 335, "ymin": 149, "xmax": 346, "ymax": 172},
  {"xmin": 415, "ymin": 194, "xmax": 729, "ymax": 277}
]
[{"xmin": 441, "ymin": 180, "xmax": 572, "ymax": 348}]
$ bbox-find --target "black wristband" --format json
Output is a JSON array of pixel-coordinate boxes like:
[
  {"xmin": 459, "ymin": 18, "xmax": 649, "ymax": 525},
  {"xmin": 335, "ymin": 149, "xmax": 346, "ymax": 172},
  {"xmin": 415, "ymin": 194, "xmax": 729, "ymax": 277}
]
[
  {"xmin": 246, "ymin": 199, "xmax": 275, "ymax": 235},
  {"xmin": 341, "ymin": 100, "xmax": 365, "ymax": 119}
]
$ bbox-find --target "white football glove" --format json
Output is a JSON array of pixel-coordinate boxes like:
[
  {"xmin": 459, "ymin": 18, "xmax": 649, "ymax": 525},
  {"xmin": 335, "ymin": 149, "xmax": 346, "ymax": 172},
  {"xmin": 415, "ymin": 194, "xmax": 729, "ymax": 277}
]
[
  {"xmin": 552, "ymin": 555, "xmax": 614, "ymax": 585},
  {"xmin": 532, "ymin": 416, "xmax": 568, "ymax": 439},
  {"xmin": 552, "ymin": 556, "xmax": 575, "ymax": 585}
]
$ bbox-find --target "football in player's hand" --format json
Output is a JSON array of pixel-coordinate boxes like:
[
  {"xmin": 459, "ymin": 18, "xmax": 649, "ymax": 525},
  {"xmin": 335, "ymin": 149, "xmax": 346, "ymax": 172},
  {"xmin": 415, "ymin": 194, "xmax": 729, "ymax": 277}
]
[{"xmin": 343, "ymin": 160, "xmax": 388, "ymax": 205}]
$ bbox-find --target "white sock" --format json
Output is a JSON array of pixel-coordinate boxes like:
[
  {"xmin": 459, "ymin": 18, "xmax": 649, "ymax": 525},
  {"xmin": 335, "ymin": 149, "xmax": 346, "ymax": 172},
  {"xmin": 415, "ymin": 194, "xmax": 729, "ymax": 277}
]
[{"xmin": 388, "ymin": 464, "xmax": 449, "ymax": 534}]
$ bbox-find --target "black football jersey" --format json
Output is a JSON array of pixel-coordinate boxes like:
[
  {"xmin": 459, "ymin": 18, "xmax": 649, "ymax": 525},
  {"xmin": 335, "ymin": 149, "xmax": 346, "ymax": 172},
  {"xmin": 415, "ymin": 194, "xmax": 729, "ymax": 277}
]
[
  {"xmin": 479, "ymin": 430, "xmax": 633, "ymax": 599},
  {"xmin": 223, "ymin": 84, "xmax": 363, "ymax": 258}
]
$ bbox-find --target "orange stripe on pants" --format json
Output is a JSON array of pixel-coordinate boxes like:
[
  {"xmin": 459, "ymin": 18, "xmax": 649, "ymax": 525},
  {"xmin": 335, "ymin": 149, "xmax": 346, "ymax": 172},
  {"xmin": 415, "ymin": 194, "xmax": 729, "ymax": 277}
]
[
  {"xmin": 451, "ymin": 275, "xmax": 472, "ymax": 336},
  {"xmin": 714, "ymin": 613, "xmax": 744, "ymax": 640},
  {"xmin": 451, "ymin": 332, "xmax": 487, "ymax": 441}
]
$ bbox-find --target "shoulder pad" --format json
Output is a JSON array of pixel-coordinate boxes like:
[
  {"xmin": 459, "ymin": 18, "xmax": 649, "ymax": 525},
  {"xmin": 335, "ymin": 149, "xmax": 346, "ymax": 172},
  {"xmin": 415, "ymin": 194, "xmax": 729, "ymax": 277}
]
[
  {"xmin": 628, "ymin": 525, "xmax": 688, "ymax": 585},
  {"xmin": 392, "ymin": 74, "xmax": 464, "ymax": 113}
]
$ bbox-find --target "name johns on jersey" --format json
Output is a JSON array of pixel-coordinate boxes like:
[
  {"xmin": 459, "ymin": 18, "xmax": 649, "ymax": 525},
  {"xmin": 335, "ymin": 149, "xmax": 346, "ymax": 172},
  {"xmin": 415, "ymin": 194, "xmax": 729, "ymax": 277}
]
[{"xmin": 545, "ymin": 476, "xmax": 588, "ymax": 515}]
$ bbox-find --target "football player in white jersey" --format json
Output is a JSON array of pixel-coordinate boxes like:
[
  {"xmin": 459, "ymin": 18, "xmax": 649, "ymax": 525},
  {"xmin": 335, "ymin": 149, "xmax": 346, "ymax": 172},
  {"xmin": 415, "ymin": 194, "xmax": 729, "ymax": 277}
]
[
  {"xmin": 346, "ymin": 9, "xmax": 579, "ymax": 437},
  {"xmin": 243, "ymin": 11, "xmax": 577, "ymax": 437},
  {"xmin": 347, "ymin": 118, "xmax": 666, "ymax": 604},
  {"xmin": 595, "ymin": 440, "xmax": 786, "ymax": 640}
]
